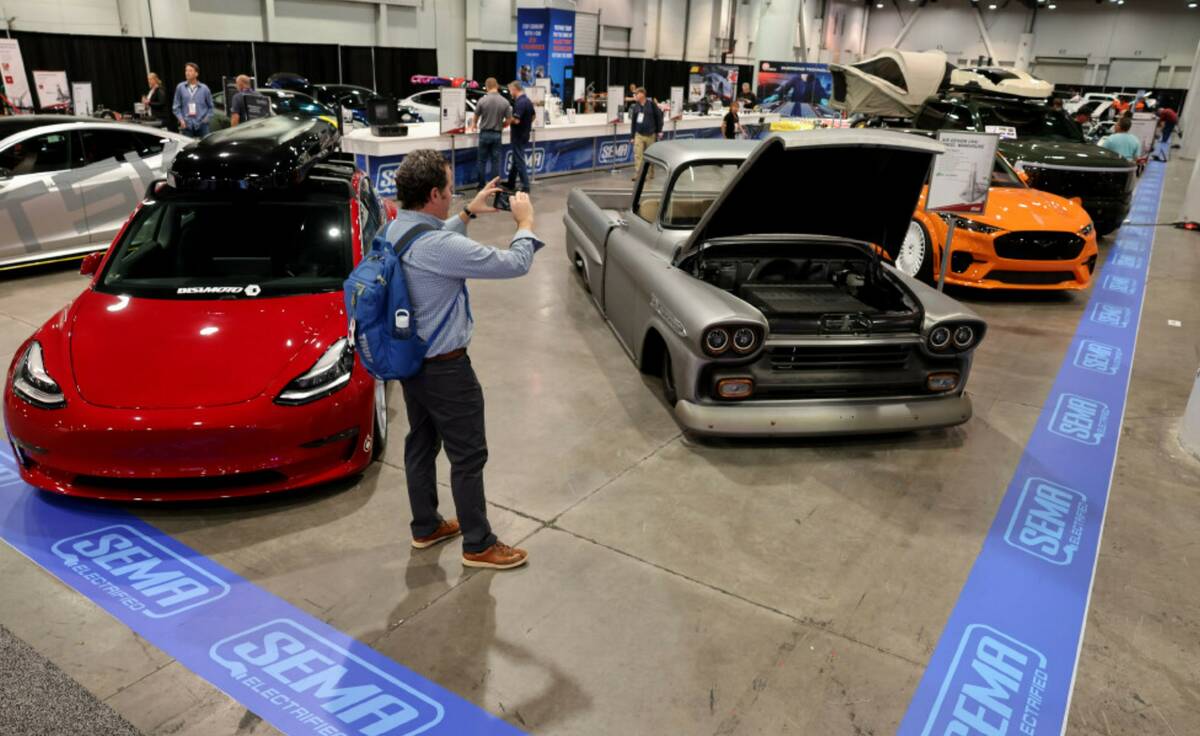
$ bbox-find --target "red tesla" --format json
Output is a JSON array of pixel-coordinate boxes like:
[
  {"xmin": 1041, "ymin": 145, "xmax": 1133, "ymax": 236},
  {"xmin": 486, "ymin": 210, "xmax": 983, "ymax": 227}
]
[{"xmin": 3, "ymin": 117, "xmax": 396, "ymax": 501}]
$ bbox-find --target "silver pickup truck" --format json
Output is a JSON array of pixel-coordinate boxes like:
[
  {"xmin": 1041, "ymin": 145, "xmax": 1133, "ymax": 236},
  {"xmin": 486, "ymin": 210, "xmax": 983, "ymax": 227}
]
[{"xmin": 563, "ymin": 129, "xmax": 988, "ymax": 437}]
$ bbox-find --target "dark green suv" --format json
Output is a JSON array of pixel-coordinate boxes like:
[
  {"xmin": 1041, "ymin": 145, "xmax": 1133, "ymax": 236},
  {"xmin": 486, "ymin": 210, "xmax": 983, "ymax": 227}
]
[{"xmin": 913, "ymin": 94, "xmax": 1136, "ymax": 235}]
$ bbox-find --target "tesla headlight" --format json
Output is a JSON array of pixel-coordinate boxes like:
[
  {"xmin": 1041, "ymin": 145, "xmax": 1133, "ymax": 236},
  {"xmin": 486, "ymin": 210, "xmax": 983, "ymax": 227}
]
[
  {"xmin": 937, "ymin": 213, "xmax": 1003, "ymax": 235},
  {"xmin": 1079, "ymin": 222, "xmax": 1094, "ymax": 236},
  {"xmin": 276, "ymin": 338, "xmax": 353, "ymax": 406},
  {"xmin": 12, "ymin": 342, "xmax": 66, "ymax": 409}
]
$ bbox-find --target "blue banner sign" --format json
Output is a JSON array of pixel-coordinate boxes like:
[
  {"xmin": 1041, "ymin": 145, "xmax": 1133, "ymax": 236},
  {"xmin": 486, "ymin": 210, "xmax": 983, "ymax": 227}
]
[
  {"xmin": 517, "ymin": 8, "xmax": 574, "ymax": 100},
  {"xmin": 898, "ymin": 161, "xmax": 1165, "ymax": 735},
  {"xmin": 0, "ymin": 448, "xmax": 525, "ymax": 736}
]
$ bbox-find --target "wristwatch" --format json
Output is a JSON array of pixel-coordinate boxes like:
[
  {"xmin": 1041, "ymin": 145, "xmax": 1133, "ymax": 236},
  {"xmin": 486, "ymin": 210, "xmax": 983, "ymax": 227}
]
[{"xmin": 462, "ymin": 205, "xmax": 477, "ymax": 220}]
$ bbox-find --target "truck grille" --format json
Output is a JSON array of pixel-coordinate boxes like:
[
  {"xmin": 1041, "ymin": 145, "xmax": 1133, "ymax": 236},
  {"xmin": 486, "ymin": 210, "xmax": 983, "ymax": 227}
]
[
  {"xmin": 993, "ymin": 231, "xmax": 1085, "ymax": 260},
  {"xmin": 1021, "ymin": 164, "xmax": 1134, "ymax": 199},
  {"xmin": 988, "ymin": 270, "xmax": 1076, "ymax": 285},
  {"xmin": 768, "ymin": 344, "xmax": 912, "ymax": 371}
]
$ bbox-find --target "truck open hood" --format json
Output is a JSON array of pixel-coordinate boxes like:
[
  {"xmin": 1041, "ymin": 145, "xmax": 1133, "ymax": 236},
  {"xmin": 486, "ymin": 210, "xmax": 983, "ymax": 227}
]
[{"xmin": 677, "ymin": 130, "xmax": 943, "ymax": 262}]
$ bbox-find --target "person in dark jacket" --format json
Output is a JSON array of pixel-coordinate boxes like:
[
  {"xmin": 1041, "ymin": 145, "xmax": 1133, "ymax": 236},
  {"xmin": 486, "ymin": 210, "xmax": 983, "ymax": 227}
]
[
  {"xmin": 628, "ymin": 87, "xmax": 663, "ymax": 181},
  {"xmin": 144, "ymin": 72, "xmax": 173, "ymax": 131}
]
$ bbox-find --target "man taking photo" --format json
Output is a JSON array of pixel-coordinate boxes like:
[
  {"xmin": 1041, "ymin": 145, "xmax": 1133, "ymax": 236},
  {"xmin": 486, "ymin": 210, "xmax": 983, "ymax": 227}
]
[{"xmin": 387, "ymin": 150, "xmax": 543, "ymax": 570}]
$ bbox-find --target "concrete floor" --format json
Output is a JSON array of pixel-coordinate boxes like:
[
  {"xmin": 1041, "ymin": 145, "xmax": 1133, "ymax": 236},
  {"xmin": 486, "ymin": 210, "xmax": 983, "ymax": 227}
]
[{"xmin": 0, "ymin": 158, "xmax": 1198, "ymax": 736}]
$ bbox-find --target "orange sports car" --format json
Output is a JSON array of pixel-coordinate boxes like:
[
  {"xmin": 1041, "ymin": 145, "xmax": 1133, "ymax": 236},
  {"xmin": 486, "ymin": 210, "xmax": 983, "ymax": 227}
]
[{"xmin": 896, "ymin": 155, "xmax": 1099, "ymax": 290}]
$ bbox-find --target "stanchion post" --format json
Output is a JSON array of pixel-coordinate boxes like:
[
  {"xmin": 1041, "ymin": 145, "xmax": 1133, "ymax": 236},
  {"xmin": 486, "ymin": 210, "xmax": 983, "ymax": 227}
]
[
  {"xmin": 610, "ymin": 123, "xmax": 619, "ymax": 175},
  {"xmin": 937, "ymin": 220, "xmax": 956, "ymax": 292}
]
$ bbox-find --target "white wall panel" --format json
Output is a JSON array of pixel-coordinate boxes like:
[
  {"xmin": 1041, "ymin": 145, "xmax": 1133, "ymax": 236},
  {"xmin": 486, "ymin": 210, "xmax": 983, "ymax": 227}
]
[
  {"xmin": 387, "ymin": 4, "xmax": 435, "ymax": 49},
  {"xmin": 189, "ymin": 0, "xmax": 263, "ymax": 42},
  {"xmin": 274, "ymin": 0, "xmax": 375, "ymax": 45}
]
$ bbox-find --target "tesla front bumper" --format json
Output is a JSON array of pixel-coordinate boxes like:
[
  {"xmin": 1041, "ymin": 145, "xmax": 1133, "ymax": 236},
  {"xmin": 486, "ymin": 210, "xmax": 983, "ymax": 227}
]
[
  {"xmin": 673, "ymin": 393, "xmax": 972, "ymax": 437},
  {"xmin": 3, "ymin": 379, "xmax": 375, "ymax": 501}
]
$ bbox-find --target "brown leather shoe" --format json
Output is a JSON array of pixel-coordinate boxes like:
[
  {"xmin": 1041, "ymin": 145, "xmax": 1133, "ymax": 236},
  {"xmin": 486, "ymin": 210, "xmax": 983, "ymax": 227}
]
[
  {"xmin": 411, "ymin": 519, "xmax": 461, "ymax": 549},
  {"xmin": 462, "ymin": 542, "xmax": 528, "ymax": 570}
]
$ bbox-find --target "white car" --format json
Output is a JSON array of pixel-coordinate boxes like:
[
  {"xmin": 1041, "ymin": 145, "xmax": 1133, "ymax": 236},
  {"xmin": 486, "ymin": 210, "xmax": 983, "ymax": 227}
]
[
  {"xmin": 399, "ymin": 88, "xmax": 512, "ymax": 121},
  {"xmin": 0, "ymin": 117, "xmax": 190, "ymax": 270}
]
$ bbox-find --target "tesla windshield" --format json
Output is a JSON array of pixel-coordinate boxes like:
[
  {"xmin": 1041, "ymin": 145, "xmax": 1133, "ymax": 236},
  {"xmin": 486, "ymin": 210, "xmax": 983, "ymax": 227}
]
[
  {"xmin": 97, "ymin": 200, "xmax": 350, "ymax": 298},
  {"xmin": 978, "ymin": 104, "xmax": 1083, "ymax": 141}
]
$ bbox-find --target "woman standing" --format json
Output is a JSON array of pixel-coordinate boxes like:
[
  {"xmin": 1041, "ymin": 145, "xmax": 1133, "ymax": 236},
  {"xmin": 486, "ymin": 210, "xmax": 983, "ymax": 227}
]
[{"xmin": 144, "ymin": 73, "xmax": 174, "ymax": 131}]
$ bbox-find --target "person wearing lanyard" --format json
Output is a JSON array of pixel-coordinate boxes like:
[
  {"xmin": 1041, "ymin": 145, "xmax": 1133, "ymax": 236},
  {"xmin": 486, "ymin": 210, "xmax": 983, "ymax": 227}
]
[
  {"xmin": 722, "ymin": 101, "xmax": 744, "ymax": 140},
  {"xmin": 628, "ymin": 87, "xmax": 663, "ymax": 181},
  {"xmin": 172, "ymin": 62, "xmax": 214, "ymax": 139}
]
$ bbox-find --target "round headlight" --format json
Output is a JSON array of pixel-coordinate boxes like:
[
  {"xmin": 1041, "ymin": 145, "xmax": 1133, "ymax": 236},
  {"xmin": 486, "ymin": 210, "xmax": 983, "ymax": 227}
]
[
  {"xmin": 929, "ymin": 326, "xmax": 951, "ymax": 350},
  {"xmin": 732, "ymin": 327, "xmax": 757, "ymax": 353},
  {"xmin": 704, "ymin": 327, "xmax": 730, "ymax": 355},
  {"xmin": 953, "ymin": 325, "xmax": 975, "ymax": 349}
]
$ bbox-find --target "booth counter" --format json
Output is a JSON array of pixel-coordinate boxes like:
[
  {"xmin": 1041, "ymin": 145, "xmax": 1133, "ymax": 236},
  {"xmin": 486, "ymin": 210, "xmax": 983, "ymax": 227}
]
[{"xmin": 341, "ymin": 111, "xmax": 781, "ymax": 196}]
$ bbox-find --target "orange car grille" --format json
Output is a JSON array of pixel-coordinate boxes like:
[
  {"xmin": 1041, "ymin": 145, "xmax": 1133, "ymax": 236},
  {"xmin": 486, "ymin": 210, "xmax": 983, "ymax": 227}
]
[{"xmin": 993, "ymin": 231, "xmax": 1085, "ymax": 261}]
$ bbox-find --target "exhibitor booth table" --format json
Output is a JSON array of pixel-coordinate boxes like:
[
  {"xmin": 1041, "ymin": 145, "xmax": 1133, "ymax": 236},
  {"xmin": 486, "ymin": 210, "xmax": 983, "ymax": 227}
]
[{"xmin": 341, "ymin": 111, "xmax": 781, "ymax": 197}]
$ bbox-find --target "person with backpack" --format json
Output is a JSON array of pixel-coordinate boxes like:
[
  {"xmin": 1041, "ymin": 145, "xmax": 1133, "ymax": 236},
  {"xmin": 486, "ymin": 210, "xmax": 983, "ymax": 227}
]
[{"xmin": 366, "ymin": 149, "xmax": 541, "ymax": 570}]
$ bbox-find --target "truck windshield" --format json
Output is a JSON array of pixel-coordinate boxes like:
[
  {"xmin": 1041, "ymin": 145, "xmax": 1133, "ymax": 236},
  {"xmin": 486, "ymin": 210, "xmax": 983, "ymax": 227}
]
[
  {"xmin": 978, "ymin": 104, "xmax": 1083, "ymax": 141},
  {"xmin": 96, "ymin": 199, "xmax": 350, "ymax": 299}
]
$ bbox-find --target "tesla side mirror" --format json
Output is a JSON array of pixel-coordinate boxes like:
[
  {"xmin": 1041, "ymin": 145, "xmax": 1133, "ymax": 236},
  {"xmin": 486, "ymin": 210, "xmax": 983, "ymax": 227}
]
[{"xmin": 79, "ymin": 252, "xmax": 103, "ymax": 276}]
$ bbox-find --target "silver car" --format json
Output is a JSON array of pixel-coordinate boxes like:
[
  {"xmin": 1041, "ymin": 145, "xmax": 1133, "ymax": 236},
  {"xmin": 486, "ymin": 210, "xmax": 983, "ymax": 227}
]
[
  {"xmin": 564, "ymin": 129, "xmax": 987, "ymax": 437},
  {"xmin": 0, "ymin": 117, "xmax": 189, "ymax": 270}
]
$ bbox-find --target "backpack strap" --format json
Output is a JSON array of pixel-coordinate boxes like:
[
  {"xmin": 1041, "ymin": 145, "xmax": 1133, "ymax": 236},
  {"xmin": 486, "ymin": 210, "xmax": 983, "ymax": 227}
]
[{"xmin": 391, "ymin": 222, "xmax": 437, "ymax": 257}]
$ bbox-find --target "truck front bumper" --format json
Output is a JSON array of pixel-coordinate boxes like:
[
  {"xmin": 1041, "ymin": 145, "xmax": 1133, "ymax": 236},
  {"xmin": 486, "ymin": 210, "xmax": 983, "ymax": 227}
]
[{"xmin": 673, "ymin": 393, "xmax": 972, "ymax": 437}]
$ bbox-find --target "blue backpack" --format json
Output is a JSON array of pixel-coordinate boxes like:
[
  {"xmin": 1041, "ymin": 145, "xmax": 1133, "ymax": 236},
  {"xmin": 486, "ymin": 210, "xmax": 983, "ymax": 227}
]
[{"xmin": 344, "ymin": 222, "xmax": 457, "ymax": 380}]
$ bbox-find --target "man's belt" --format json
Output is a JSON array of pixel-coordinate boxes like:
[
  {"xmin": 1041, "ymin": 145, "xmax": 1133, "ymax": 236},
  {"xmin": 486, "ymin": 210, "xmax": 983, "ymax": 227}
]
[{"xmin": 425, "ymin": 348, "xmax": 467, "ymax": 363}]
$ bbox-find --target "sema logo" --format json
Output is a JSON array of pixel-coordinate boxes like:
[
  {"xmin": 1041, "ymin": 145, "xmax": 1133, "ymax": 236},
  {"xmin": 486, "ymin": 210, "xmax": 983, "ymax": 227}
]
[
  {"xmin": 1048, "ymin": 393, "xmax": 1110, "ymax": 446},
  {"xmin": 505, "ymin": 147, "xmax": 545, "ymax": 174},
  {"xmin": 1109, "ymin": 253, "xmax": 1144, "ymax": 270},
  {"xmin": 921, "ymin": 625, "xmax": 1049, "ymax": 736},
  {"xmin": 598, "ymin": 141, "xmax": 632, "ymax": 164},
  {"xmin": 210, "ymin": 619, "xmax": 444, "ymax": 736},
  {"xmin": 1102, "ymin": 274, "xmax": 1137, "ymax": 296},
  {"xmin": 51, "ymin": 525, "xmax": 230, "ymax": 618},
  {"xmin": 1073, "ymin": 340, "xmax": 1122, "ymax": 376},
  {"xmin": 375, "ymin": 162, "xmax": 401, "ymax": 197},
  {"xmin": 1089, "ymin": 303, "xmax": 1131, "ymax": 329},
  {"xmin": 1004, "ymin": 478, "xmax": 1088, "ymax": 566}
]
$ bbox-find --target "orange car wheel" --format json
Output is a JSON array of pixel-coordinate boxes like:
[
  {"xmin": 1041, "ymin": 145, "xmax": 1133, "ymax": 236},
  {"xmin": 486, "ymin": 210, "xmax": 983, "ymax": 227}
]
[{"xmin": 897, "ymin": 219, "xmax": 935, "ymax": 283}]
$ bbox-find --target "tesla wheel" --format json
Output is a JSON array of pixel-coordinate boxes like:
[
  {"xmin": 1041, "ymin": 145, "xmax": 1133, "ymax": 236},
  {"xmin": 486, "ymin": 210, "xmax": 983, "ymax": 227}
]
[
  {"xmin": 897, "ymin": 219, "xmax": 935, "ymax": 283},
  {"xmin": 372, "ymin": 379, "xmax": 388, "ymax": 461},
  {"xmin": 661, "ymin": 348, "xmax": 678, "ymax": 407}
]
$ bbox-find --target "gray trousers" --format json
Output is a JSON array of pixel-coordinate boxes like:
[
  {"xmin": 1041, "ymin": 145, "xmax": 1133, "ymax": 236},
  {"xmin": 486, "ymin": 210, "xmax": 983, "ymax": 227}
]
[{"xmin": 399, "ymin": 354, "xmax": 496, "ymax": 553}]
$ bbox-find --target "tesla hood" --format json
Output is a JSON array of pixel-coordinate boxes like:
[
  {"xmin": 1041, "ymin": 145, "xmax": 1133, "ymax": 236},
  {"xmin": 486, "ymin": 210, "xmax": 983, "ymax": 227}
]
[{"xmin": 678, "ymin": 130, "xmax": 944, "ymax": 261}]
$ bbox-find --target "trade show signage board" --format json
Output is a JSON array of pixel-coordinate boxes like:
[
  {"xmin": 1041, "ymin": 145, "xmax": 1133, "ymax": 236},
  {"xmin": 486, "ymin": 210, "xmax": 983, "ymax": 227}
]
[
  {"xmin": 0, "ymin": 38, "xmax": 32, "ymax": 110},
  {"xmin": 899, "ymin": 161, "xmax": 1166, "ymax": 736},
  {"xmin": 669, "ymin": 86, "xmax": 684, "ymax": 121},
  {"xmin": 755, "ymin": 61, "xmax": 832, "ymax": 118},
  {"xmin": 71, "ymin": 82, "xmax": 93, "ymax": 116},
  {"xmin": 0, "ymin": 448, "xmax": 526, "ymax": 736},
  {"xmin": 439, "ymin": 87, "xmax": 466, "ymax": 135},
  {"xmin": 517, "ymin": 7, "xmax": 573, "ymax": 99},
  {"xmin": 32, "ymin": 70, "xmax": 70, "ymax": 110},
  {"xmin": 606, "ymin": 85, "xmax": 624, "ymax": 125},
  {"xmin": 688, "ymin": 64, "xmax": 738, "ymax": 104},
  {"xmin": 926, "ymin": 131, "xmax": 998, "ymax": 214},
  {"xmin": 361, "ymin": 128, "xmax": 725, "ymax": 197}
]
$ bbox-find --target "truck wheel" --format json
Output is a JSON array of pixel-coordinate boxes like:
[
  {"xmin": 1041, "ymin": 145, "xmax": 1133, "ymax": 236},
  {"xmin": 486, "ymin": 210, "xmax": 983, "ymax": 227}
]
[{"xmin": 661, "ymin": 348, "xmax": 678, "ymax": 407}]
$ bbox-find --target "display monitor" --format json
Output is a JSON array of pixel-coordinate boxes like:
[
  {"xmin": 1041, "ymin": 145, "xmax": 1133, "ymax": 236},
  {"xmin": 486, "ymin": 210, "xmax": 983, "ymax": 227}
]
[{"xmin": 366, "ymin": 97, "xmax": 397, "ymax": 126}]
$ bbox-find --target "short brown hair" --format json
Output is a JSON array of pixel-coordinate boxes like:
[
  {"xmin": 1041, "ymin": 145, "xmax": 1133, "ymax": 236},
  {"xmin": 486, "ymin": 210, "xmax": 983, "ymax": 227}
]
[
  {"xmin": 395, "ymin": 149, "xmax": 450, "ymax": 209},
  {"xmin": 635, "ymin": 87, "xmax": 647, "ymax": 96},
  {"xmin": 1116, "ymin": 116, "xmax": 1132, "ymax": 132},
  {"xmin": 185, "ymin": 62, "xmax": 199, "ymax": 74},
  {"xmin": 485, "ymin": 77, "xmax": 498, "ymax": 90}
]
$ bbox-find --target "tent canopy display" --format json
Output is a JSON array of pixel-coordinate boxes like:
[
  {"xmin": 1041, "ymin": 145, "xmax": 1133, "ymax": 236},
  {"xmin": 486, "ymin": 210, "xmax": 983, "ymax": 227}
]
[{"xmin": 830, "ymin": 48, "xmax": 954, "ymax": 118}]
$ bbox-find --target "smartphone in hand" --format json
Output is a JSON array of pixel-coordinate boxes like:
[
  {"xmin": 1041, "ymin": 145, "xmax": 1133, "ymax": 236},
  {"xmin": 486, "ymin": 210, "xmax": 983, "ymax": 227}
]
[{"xmin": 493, "ymin": 186, "xmax": 513, "ymax": 211}]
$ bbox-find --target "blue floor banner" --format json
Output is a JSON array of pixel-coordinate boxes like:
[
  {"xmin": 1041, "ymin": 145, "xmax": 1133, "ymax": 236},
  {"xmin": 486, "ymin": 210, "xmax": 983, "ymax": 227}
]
[
  {"xmin": 898, "ymin": 161, "xmax": 1165, "ymax": 735},
  {"xmin": 0, "ymin": 448, "xmax": 525, "ymax": 736}
]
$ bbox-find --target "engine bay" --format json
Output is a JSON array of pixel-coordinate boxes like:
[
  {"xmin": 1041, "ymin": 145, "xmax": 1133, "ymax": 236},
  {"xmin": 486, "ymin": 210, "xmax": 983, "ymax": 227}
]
[{"xmin": 687, "ymin": 239, "xmax": 921, "ymax": 334}]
